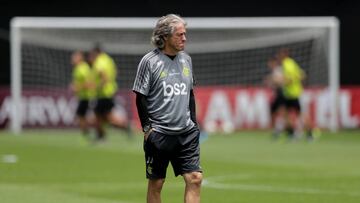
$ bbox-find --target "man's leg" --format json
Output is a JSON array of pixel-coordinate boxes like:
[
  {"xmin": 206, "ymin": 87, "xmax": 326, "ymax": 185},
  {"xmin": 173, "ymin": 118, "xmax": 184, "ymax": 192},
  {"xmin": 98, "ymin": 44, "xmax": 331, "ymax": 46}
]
[
  {"xmin": 78, "ymin": 116, "xmax": 89, "ymax": 135},
  {"xmin": 94, "ymin": 99, "xmax": 108, "ymax": 141},
  {"xmin": 301, "ymin": 110, "xmax": 315, "ymax": 141},
  {"xmin": 183, "ymin": 171, "xmax": 202, "ymax": 203},
  {"xmin": 76, "ymin": 100, "xmax": 90, "ymax": 135},
  {"xmin": 286, "ymin": 110, "xmax": 298, "ymax": 138},
  {"xmin": 144, "ymin": 131, "xmax": 170, "ymax": 203},
  {"xmin": 147, "ymin": 178, "xmax": 165, "ymax": 203},
  {"xmin": 94, "ymin": 114, "xmax": 106, "ymax": 141},
  {"xmin": 107, "ymin": 111, "xmax": 133, "ymax": 136},
  {"xmin": 107, "ymin": 111, "xmax": 127, "ymax": 127}
]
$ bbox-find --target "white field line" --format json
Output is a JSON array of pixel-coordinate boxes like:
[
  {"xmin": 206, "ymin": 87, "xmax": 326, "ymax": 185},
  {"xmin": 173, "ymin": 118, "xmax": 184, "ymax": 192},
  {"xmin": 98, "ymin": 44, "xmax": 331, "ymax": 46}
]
[
  {"xmin": 1, "ymin": 154, "xmax": 18, "ymax": 163},
  {"xmin": 202, "ymin": 175, "xmax": 360, "ymax": 197}
]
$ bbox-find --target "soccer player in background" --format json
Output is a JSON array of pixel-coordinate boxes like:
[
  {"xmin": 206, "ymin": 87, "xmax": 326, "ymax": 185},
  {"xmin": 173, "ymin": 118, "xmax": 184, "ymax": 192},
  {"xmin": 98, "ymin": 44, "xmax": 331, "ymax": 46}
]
[
  {"xmin": 276, "ymin": 48, "xmax": 314, "ymax": 141},
  {"xmin": 264, "ymin": 57, "xmax": 286, "ymax": 140},
  {"xmin": 133, "ymin": 14, "xmax": 202, "ymax": 203},
  {"xmin": 88, "ymin": 45, "xmax": 131, "ymax": 142},
  {"xmin": 70, "ymin": 50, "xmax": 95, "ymax": 136}
]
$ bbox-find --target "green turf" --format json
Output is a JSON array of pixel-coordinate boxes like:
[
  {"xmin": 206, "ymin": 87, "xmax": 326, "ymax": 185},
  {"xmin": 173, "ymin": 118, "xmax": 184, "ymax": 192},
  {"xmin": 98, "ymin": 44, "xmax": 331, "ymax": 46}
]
[{"xmin": 0, "ymin": 129, "xmax": 360, "ymax": 203}]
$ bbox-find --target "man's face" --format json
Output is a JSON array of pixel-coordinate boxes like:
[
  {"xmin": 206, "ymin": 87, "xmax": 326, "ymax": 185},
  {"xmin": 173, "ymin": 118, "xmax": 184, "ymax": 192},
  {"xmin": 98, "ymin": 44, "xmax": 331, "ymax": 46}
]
[
  {"xmin": 71, "ymin": 52, "xmax": 82, "ymax": 66},
  {"xmin": 88, "ymin": 51, "xmax": 97, "ymax": 65},
  {"xmin": 268, "ymin": 59, "xmax": 278, "ymax": 70},
  {"xmin": 166, "ymin": 23, "xmax": 187, "ymax": 53}
]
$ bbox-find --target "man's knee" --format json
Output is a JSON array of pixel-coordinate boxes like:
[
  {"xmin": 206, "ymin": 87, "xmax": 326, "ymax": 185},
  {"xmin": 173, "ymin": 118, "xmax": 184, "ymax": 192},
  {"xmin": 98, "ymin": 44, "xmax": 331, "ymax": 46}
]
[
  {"xmin": 184, "ymin": 172, "xmax": 203, "ymax": 186},
  {"xmin": 148, "ymin": 179, "xmax": 165, "ymax": 192}
]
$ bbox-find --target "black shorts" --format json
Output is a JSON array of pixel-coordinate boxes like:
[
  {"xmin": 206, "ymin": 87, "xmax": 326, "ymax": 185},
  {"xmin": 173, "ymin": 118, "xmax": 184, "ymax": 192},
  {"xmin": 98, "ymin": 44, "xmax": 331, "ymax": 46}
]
[
  {"xmin": 270, "ymin": 90, "xmax": 286, "ymax": 114},
  {"xmin": 95, "ymin": 98, "xmax": 114, "ymax": 115},
  {"xmin": 285, "ymin": 98, "xmax": 301, "ymax": 112},
  {"xmin": 143, "ymin": 128, "xmax": 202, "ymax": 179},
  {"xmin": 76, "ymin": 99, "xmax": 90, "ymax": 117}
]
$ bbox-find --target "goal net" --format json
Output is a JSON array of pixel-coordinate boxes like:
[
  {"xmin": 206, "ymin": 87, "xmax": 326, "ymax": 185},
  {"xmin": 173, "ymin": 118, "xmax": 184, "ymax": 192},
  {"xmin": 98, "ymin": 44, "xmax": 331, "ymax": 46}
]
[{"xmin": 10, "ymin": 17, "xmax": 339, "ymax": 133}]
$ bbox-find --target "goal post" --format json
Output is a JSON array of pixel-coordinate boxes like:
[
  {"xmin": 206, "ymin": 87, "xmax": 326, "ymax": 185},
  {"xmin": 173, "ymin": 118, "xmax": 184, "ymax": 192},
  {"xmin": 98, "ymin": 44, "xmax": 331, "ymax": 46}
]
[{"xmin": 10, "ymin": 16, "xmax": 339, "ymax": 133}]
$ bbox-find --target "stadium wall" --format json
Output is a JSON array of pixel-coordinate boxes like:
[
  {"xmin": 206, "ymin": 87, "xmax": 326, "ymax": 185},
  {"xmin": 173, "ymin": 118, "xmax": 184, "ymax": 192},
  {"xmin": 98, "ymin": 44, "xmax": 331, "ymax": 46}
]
[{"xmin": 0, "ymin": 87, "xmax": 359, "ymax": 131}]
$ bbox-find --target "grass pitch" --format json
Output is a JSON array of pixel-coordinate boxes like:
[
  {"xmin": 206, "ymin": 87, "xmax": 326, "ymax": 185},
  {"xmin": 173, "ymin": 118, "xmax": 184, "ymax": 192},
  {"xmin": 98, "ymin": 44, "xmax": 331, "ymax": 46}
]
[{"xmin": 0, "ymin": 129, "xmax": 359, "ymax": 203}]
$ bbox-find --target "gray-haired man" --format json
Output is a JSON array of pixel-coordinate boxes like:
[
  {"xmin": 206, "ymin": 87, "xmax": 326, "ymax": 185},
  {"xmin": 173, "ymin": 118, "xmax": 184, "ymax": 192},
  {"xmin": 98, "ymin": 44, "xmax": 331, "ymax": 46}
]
[{"xmin": 133, "ymin": 14, "xmax": 202, "ymax": 203}]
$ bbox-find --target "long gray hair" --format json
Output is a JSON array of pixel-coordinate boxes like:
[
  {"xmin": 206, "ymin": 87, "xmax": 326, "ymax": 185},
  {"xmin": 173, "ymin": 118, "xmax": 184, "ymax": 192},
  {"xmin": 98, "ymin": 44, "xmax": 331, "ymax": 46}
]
[{"xmin": 151, "ymin": 14, "xmax": 187, "ymax": 49}]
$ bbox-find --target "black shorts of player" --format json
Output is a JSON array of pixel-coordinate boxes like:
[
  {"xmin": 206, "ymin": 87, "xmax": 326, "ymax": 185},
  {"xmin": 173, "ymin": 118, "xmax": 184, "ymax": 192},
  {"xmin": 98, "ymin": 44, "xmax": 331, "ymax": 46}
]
[
  {"xmin": 143, "ymin": 128, "xmax": 202, "ymax": 179},
  {"xmin": 94, "ymin": 98, "xmax": 114, "ymax": 116},
  {"xmin": 270, "ymin": 89, "xmax": 286, "ymax": 114},
  {"xmin": 76, "ymin": 99, "xmax": 90, "ymax": 117},
  {"xmin": 285, "ymin": 98, "xmax": 301, "ymax": 112}
]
